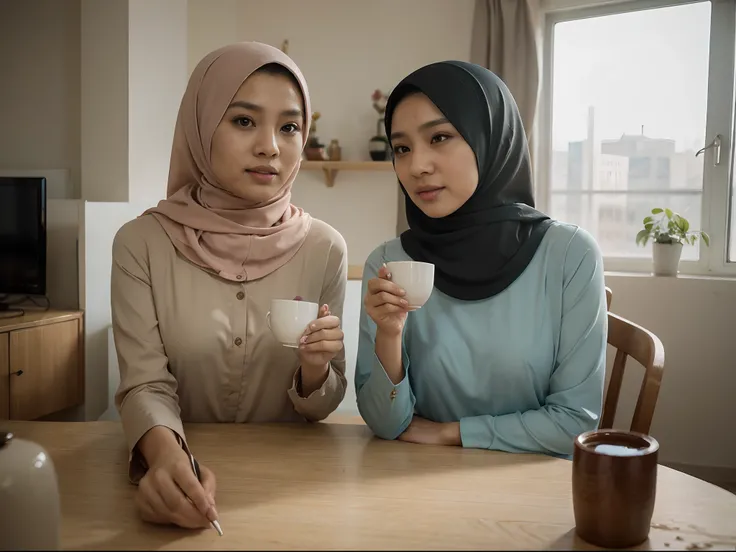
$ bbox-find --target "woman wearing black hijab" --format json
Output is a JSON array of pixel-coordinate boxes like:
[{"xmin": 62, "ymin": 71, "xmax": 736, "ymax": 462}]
[{"xmin": 355, "ymin": 61, "xmax": 607, "ymax": 456}]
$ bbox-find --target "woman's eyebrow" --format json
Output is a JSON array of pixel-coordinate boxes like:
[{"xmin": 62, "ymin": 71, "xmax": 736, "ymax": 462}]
[
  {"xmin": 227, "ymin": 100, "xmax": 302, "ymax": 118},
  {"xmin": 390, "ymin": 117, "xmax": 449, "ymax": 141}
]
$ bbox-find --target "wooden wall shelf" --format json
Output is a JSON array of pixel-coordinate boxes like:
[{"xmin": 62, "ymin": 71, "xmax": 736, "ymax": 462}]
[{"xmin": 301, "ymin": 160, "xmax": 393, "ymax": 186}]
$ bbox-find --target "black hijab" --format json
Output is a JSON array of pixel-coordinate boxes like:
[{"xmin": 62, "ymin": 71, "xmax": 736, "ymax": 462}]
[{"xmin": 385, "ymin": 60, "xmax": 554, "ymax": 301}]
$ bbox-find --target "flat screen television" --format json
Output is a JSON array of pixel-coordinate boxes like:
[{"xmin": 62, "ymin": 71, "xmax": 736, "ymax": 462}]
[{"xmin": 0, "ymin": 177, "xmax": 47, "ymax": 298}]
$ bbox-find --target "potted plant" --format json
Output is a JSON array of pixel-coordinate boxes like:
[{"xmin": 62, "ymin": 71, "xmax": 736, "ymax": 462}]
[
  {"xmin": 304, "ymin": 111, "xmax": 327, "ymax": 161},
  {"xmin": 368, "ymin": 89, "xmax": 390, "ymax": 161},
  {"xmin": 635, "ymin": 207, "xmax": 710, "ymax": 276}
]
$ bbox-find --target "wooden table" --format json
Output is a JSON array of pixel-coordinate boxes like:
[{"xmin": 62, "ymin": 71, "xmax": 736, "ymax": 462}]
[{"xmin": 3, "ymin": 421, "xmax": 735, "ymax": 550}]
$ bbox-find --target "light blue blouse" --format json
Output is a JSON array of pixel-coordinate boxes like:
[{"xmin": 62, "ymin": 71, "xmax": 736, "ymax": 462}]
[{"xmin": 354, "ymin": 221, "xmax": 607, "ymax": 457}]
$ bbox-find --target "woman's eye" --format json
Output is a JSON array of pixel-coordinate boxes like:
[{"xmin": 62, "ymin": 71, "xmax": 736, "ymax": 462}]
[
  {"xmin": 393, "ymin": 145, "xmax": 409, "ymax": 155},
  {"xmin": 282, "ymin": 123, "xmax": 300, "ymax": 134},
  {"xmin": 431, "ymin": 134, "xmax": 450, "ymax": 144},
  {"xmin": 233, "ymin": 116, "xmax": 253, "ymax": 128}
]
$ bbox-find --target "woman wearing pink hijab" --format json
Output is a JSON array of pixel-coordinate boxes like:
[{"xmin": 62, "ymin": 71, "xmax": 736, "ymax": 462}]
[{"xmin": 111, "ymin": 42, "xmax": 347, "ymax": 529}]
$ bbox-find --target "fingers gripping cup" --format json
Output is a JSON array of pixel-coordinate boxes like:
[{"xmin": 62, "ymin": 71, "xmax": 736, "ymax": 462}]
[
  {"xmin": 266, "ymin": 299, "xmax": 319, "ymax": 348},
  {"xmin": 385, "ymin": 261, "xmax": 435, "ymax": 310}
]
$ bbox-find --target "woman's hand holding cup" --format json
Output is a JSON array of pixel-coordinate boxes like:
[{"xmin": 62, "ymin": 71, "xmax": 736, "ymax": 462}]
[
  {"xmin": 297, "ymin": 303, "xmax": 344, "ymax": 368},
  {"xmin": 364, "ymin": 264, "xmax": 410, "ymax": 337}
]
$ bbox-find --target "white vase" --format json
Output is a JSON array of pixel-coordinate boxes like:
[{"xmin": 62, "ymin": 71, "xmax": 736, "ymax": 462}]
[
  {"xmin": 0, "ymin": 432, "xmax": 61, "ymax": 550},
  {"xmin": 652, "ymin": 242, "xmax": 683, "ymax": 276}
]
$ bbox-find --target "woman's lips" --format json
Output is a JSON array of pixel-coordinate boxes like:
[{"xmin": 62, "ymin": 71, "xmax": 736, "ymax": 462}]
[
  {"xmin": 416, "ymin": 187, "xmax": 444, "ymax": 201},
  {"xmin": 245, "ymin": 170, "xmax": 276, "ymax": 183}
]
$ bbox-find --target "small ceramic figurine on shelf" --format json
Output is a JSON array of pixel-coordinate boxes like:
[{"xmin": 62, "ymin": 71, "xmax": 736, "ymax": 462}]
[
  {"xmin": 369, "ymin": 89, "xmax": 390, "ymax": 161},
  {"xmin": 327, "ymin": 139, "xmax": 342, "ymax": 161},
  {"xmin": 304, "ymin": 111, "xmax": 327, "ymax": 161}
]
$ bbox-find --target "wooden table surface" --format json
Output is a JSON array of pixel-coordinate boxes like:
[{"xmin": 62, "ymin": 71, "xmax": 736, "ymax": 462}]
[{"xmin": 3, "ymin": 420, "xmax": 735, "ymax": 551}]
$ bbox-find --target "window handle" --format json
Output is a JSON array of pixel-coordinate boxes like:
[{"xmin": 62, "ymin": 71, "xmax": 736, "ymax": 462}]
[{"xmin": 695, "ymin": 134, "xmax": 722, "ymax": 166}]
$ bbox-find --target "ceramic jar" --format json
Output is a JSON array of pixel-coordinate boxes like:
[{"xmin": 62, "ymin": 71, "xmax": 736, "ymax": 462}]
[{"xmin": 0, "ymin": 431, "xmax": 61, "ymax": 550}]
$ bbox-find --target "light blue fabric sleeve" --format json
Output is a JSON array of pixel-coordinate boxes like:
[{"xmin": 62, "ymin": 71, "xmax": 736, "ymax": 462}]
[
  {"xmin": 354, "ymin": 246, "xmax": 416, "ymax": 440},
  {"xmin": 459, "ymin": 229, "xmax": 607, "ymax": 456}
]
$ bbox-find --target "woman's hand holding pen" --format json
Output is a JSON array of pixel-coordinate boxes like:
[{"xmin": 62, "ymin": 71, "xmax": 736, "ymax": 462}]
[{"xmin": 136, "ymin": 427, "xmax": 218, "ymax": 529}]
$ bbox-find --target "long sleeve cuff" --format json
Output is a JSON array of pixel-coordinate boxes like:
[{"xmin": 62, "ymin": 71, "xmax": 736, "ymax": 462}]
[
  {"xmin": 288, "ymin": 364, "xmax": 345, "ymax": 422},
  {"xmin": 119, "ymin": 390, "xmax": 187, "ymax": 484},
  {"xmin": 459, "ymin": 415, "xmax": 494, "ymax": 449},
  {"xmin": 459, "ymin": 410, "xmax": 584, "ymax": 458},
  {"xmin": 356, "ymin": 350, "xmax": 415, "ymax": 440}
]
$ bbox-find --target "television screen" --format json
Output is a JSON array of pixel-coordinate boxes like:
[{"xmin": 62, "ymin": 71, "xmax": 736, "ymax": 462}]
[{"xmin": 0, "ymin": 177, "xmax": 46, "ymax": 296}]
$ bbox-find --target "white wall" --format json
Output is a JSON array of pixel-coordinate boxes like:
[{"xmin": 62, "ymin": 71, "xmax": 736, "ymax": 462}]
[
  {"xmin": 46, "ymin": 200, "xmax": 82, "ymax": 309},
  {"xmin": 0, "ymin": 0, "xmax": 81, "ymax": 198},
  {"xmin": 77, "ymin": 0, "xmax": 189, "ymax": 421},
  {"xmin": 605, "ymin": 274, "xmax": 736, "ymax": 471},
  {"xmin": 127, "ymin": 0, "xmax": 188, "ymax": 205},
  {"xmin": 187, "ymin": 0, "xmax": 475, "ymax": 265},
  {"xmin": 80, "ymin": 0, "xmax": 129, "ymax": 202},
  {"xmin": 80, "ymin": 0, "xmax": 188, "ymax": 204},
  {"xmin": 336, "ymin": 281, "xmax": 362, "ymax": 413},
  {"xmin": 80, "ymin": 201, "xmax": 151, "ymax": 421}
]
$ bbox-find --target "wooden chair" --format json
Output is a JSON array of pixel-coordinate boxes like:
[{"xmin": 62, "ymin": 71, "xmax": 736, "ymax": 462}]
[{"xmin": 600, "ymin": 310, "xmax": 665, "ymax": 435}]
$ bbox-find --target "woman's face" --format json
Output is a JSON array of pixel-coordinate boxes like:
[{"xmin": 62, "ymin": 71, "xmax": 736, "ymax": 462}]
[
  {"xmin": 210, "ymin": 69, "xmax": 304, "ymax": 203},
  {"xmin": 389, "ymin": 93, "xmax": 479, "ymax": 218}
]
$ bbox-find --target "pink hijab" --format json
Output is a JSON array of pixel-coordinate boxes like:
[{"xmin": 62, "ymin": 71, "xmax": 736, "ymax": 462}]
[{"xmin": 145, "ymin": 42, "xmax": 312, "ymax": 283}]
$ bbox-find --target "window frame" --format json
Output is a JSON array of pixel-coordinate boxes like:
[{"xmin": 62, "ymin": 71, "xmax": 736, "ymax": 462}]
[{"xmin": 536, "ymin": 0, "xmax": 736, "ymax": 276}]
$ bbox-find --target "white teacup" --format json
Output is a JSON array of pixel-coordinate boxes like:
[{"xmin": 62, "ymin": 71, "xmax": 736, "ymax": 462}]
[
  {"xmin": 386, "ymin": 261, "xmax": 435, "ymax": 310},
  {"xmin": 266, "ymin": 299, "xmax": 319, "ymax": 348}
]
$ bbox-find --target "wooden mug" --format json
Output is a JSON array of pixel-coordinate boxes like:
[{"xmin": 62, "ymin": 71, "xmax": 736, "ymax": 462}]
[{"xmin": 572, "ymin": 429, "xmax": 659, "ymax": 549}]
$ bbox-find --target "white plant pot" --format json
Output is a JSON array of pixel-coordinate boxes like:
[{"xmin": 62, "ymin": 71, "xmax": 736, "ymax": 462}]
[{"xmin": 652, "ymin": 242, "xmax": 683, "ymax": 276}]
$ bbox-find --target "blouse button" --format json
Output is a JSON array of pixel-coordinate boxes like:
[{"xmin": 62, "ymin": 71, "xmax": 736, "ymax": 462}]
[
  {"xmin": 234, "ymin": 337, "xmax": 243, "ymax": 346},
  {"xmin": 236, "ymin": 291, "xmax": 245, "ymax": 300}
]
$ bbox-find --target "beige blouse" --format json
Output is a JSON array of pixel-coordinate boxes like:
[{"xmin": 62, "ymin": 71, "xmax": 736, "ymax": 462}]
[{"xmin": 111, "ymin": 214, "xmax": 347, "ymax": 481}]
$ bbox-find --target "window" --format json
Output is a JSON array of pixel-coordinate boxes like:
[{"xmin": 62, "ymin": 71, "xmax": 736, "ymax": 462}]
[{"xmin": 539, "ymin": 0, "xmax": 736, "ymax": 275}]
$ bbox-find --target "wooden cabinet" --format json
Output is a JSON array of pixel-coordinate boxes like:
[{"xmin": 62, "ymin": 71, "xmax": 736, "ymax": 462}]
[{"xmin": 0, "ymin": 310, "xmax": 84, "ymax": 420}]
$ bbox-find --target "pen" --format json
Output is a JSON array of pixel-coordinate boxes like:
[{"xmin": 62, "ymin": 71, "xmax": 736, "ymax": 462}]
[{"xmin": 187, "ymin": 453, "xmax": 223, "ymax": 536}]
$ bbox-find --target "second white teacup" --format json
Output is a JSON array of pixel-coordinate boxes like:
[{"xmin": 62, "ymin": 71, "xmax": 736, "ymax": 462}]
[
  {"xmin": 386, "ymin": 261, "xmax": 435, "ymax": 310},
  {"xmin": 266, "ymin": 299, "xmax": 319, "ymax": 348}
]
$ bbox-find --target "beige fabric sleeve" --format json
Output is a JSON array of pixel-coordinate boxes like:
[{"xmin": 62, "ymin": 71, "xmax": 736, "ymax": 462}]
[
  {"xmin": 110, "ymin": 222, "xmax": 188, "ymax": 483},
  {"xmin": 287, "ymin": 232, "xmax": 348, "ymax": 420}
]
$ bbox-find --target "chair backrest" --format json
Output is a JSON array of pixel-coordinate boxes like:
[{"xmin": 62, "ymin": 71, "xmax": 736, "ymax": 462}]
[
  {"xmin": 605, "ymin": 286, "xmax": 612, "ymax": 310},
  {"xmin": 600, "ymin": 311, "xmax": 665, "ymax": 435}
]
